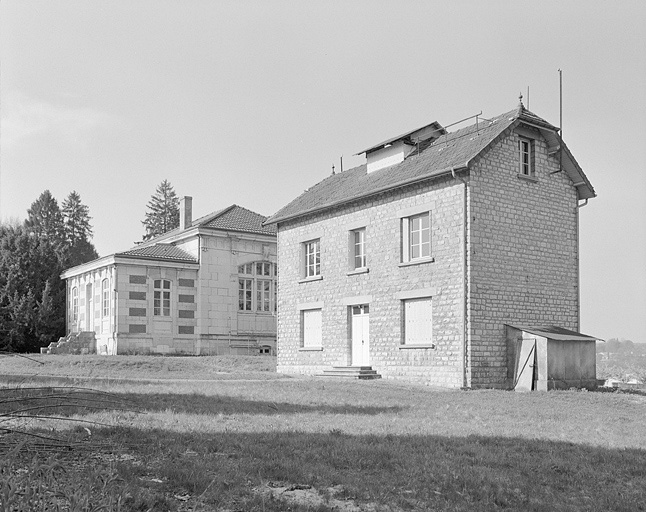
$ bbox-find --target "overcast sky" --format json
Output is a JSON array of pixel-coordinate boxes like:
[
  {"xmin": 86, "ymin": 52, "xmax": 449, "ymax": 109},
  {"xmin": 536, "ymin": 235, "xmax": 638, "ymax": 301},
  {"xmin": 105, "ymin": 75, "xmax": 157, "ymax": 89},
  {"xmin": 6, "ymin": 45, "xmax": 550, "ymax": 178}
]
[{"xmin": 1, "ymin": 1, "xmax": 644, "ymax": 343}]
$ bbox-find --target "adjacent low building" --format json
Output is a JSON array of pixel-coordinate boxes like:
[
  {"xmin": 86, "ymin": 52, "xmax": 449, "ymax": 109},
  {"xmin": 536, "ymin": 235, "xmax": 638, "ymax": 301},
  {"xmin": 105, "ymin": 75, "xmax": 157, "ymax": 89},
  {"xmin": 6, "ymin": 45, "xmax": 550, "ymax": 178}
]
[
  {"xmin": 265, "ymin": 100, "xmax": 599, "ymax": 389},
  {"xmin": 61, "ymin": 200, "xmax": 277, "ymax": 355}
]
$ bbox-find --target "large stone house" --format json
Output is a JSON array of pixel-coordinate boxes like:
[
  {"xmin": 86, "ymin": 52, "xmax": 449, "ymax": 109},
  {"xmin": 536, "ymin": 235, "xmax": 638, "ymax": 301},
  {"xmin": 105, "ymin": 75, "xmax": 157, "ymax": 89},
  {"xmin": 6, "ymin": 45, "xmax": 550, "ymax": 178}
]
[
  {"xmin": 265, "ymin": 100, "xmax": 598, "ymax": 389},
  {"xmin": 61, "ymin": 201, "xmax": 277, "ymax": 355}
]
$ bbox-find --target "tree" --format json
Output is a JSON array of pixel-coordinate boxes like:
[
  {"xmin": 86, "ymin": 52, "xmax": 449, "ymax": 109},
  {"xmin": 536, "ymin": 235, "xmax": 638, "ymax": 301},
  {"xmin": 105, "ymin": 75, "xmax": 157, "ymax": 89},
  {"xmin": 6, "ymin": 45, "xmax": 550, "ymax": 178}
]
[
  {"xmin": 142, "ymin": 179, "xmax": 180, "ymax": 240},
  {"xmin": 24, "ymin": 190, "xmax": 65, "ymax": 246},
  {"xmin": 62, "ymin": 191, "xmax": 98, "ymax": 267},
  {"xmin": 0, "ymin": 223, "xmax": 65, "ymax": 352}
]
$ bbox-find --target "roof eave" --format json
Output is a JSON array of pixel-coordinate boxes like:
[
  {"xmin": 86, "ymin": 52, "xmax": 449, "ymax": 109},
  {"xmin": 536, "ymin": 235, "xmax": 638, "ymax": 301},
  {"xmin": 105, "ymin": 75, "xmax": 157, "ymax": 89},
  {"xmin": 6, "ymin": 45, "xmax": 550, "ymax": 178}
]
[
  {"xmin": 114, "ymin": 253, "xmax": 199, "ymax": 265},
  {"xmin": 266, "ymin": 164, "xmax": 468, "ymax": 226},
  {"xmin": 516, "ymin": 118, "xmax": 596, "ymax": 200}
]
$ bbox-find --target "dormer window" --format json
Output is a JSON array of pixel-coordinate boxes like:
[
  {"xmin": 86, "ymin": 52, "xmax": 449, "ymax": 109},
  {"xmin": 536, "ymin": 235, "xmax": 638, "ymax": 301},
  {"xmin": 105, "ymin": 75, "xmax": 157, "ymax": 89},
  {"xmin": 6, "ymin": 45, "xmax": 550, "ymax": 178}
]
[
  {"xmin": 518, "ymin": 137, "xmax": 534, "ymax": 176},
  {"xmin": 359, "ymin": 121, "xmax": 446, "ymax": 174}
]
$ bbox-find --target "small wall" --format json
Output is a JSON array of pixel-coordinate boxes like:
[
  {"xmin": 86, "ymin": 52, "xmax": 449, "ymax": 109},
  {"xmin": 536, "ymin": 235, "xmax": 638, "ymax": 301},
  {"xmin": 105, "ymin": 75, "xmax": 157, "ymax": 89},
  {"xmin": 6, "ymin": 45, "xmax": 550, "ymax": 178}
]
[{"xmin": 543, "ymin": 339, "xmax": 596, "ymax": 390}]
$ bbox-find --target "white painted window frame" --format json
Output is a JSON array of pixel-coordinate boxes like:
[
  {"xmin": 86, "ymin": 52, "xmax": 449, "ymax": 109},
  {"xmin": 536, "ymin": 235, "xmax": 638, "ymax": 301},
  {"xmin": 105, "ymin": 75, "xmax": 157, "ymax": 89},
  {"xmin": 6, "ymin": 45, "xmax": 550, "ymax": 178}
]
[
  {"xmin": 238, "ymin": 262, "xmax": 276, "ymax": 312},
  {"xmin": 153, "ymin": 279, "xmax": 171, "ymax": 317},
  {"xmin": 101, "ymin": 279, "xmax": 110, "ymax": 318},
  {"xmin": 401, "ymin": 212, "xmax": 431, "ymax": 263},
  {"xmin": 72, "ymin": 286, "xmax": 78, "ymax": 322},
  {"xmin": 304, "ymin": 239, "xmax": 321, "ymax": 278},
  {"xmin": 351, "ymin": 228, "xmax": 366, "ymax": 270},
  {"xmin": 518, "ymin": 136, "xmax": 534, "ymax": 176}
]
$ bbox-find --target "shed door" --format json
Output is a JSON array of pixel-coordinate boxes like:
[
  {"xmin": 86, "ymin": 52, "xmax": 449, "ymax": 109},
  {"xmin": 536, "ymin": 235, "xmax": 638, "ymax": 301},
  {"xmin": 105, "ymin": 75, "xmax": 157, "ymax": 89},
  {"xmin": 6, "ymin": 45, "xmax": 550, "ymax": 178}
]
[{"xmin": 514, "ymin": 338, "xmax": 537, "ymax": 392}]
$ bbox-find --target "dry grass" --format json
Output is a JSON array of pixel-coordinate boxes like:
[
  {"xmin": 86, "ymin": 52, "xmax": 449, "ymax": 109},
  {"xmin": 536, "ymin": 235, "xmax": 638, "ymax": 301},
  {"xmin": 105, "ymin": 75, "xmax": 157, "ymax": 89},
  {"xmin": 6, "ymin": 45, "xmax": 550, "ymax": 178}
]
[{"xmin": 1, "ymin": 354, "xmax": 645, "ymax": 511}]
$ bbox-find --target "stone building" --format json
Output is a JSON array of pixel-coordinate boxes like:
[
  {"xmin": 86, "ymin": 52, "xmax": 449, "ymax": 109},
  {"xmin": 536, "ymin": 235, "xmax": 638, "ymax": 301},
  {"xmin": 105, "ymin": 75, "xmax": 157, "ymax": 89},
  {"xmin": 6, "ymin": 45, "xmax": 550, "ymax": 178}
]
[
  {"xmin": 61, "ymin": 201, "xmax": 277, "ymax": 355},
  {"xmin": 265, "ymin": 101, "xmax": 598, "ymax": 389}
]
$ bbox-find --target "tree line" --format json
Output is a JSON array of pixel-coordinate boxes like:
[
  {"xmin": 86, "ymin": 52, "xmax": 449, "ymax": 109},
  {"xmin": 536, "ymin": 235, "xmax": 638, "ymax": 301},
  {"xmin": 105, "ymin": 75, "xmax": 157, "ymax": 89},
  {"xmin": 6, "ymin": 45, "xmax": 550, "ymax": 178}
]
[
  {"xmin": 1, "ymin": 181, "xmax": 182, "ymax": 353},
  {"xmin": 0, "ymin": 191, "xmax": 98, "ymax": 352}
]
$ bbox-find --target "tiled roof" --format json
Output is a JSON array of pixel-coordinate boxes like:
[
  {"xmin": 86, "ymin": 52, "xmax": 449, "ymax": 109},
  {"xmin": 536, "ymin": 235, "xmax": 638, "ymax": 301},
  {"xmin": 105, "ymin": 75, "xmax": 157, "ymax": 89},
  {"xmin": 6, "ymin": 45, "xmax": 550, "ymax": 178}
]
[
  {"xmin": 117, "ymin": 244, "xmax": 198, "ymax": 263},
  {"xmin": 266, "ymin": 105, "xmax": 594, "ymax": 225},
  {"xmin": 199, "ymin": 205, "xmax": 277, "ymax": 235},
  {"xmin": 266, "ymin": 109, "xmax": 518, "ymax": 224}
]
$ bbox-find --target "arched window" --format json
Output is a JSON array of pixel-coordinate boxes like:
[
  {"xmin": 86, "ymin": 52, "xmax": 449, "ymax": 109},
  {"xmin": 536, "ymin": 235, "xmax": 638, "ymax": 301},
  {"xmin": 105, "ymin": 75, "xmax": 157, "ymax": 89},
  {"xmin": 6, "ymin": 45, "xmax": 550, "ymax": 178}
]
[
  {"xmin": 101, "ymin": 279, "xmax": 110, "ymax": 317},
  {"xmin": 238, "ymin": 262, "xmax": 277, "ymax": 312},
  {"xmin": 72, "ymin": 287, "xmax": 79, "ymax": 322},
  {"xmin": 154, "ymin": 279, "xmax": 171, "ymax": 316}
]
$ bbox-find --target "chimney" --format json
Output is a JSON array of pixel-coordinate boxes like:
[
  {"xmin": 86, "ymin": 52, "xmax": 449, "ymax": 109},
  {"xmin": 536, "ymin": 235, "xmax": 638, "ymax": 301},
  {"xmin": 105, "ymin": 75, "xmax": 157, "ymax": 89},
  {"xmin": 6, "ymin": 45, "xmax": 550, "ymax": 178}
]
[{"xmin": 180, "ymin": 196, "xmax": 192, "ymax": 230}]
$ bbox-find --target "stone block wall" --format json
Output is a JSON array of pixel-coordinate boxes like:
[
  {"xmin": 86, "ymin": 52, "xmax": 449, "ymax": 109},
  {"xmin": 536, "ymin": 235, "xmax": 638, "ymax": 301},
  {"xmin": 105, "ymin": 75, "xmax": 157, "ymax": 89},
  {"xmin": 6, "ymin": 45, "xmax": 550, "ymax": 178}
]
[
  {"xmin": 277, "ymin": 176, "xmax": 466, "ymax": 388},
  {"xmin": 467, "ymin": 126, "xmax": 579, "ymax": 387}
]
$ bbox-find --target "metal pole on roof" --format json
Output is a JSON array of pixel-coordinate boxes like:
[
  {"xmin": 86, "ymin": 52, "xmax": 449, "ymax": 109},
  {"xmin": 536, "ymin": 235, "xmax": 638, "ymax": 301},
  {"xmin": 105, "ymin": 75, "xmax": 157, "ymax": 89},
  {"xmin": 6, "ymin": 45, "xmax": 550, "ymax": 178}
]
[{"xmin": 559, "ymin": 69, "xmax": 563, "ymax": 173}]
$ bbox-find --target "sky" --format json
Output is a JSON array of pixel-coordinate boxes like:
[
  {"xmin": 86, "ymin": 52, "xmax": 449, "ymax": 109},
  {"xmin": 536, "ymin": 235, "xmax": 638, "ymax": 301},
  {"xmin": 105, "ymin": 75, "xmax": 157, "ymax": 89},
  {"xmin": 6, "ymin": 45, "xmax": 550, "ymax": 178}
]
[{"xmin": 1, "ymin": 0, "xmax": 645, "ymax": 343}]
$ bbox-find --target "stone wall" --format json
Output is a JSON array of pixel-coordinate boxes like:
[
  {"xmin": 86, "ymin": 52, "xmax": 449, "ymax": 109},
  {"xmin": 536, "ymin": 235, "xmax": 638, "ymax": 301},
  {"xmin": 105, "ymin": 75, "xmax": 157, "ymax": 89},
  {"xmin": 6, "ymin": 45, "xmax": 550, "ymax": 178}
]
[
  {"xmin": 276, "ymin": 124, "xmax": 582, "ymax": 388},
  {"xmin": 277, "ymin": 176, "xmax": 466, "ymax": 388},
  {"xmin": 467, "ymin": 126, "xmax": 579, "ymax": 387}
]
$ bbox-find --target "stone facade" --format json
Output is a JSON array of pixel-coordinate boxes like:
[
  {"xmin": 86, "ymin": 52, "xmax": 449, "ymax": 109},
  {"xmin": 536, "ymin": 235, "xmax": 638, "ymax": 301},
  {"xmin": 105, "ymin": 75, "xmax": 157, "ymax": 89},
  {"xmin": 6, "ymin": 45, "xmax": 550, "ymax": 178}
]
[
  {"xmin": 277, "ymin": 177, "xmax": 465, "ymax": 387},
  {"xmin": 269, "ymin": 105, "xmax": 595, "ymax": 388},
  {"xmin": 61, "ymin": 204, "xmax": 277, "ymax": 355},
  {"xmin": 467, "ymin": 126, "xmax": 579, "ymax": 387}
]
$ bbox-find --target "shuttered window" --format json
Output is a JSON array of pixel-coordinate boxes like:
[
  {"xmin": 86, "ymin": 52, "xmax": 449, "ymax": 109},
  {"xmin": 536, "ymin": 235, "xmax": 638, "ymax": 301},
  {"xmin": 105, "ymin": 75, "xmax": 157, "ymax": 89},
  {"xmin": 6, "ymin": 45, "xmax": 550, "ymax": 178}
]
[
  {"xmin": 404, "ymin": 298, "xmax": 432, "ymax": 345},
  {"xmin": 302, "ymin": 309, "xmax": 322, "ymax": 348}
]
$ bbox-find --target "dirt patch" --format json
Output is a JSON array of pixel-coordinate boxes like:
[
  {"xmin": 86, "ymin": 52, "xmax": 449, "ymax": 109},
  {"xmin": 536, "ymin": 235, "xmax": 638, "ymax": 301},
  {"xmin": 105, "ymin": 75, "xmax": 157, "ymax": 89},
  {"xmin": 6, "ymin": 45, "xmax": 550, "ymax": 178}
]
[{"xmin": 255, "ymin": 482, "xmax": 402, "ymax": 511}]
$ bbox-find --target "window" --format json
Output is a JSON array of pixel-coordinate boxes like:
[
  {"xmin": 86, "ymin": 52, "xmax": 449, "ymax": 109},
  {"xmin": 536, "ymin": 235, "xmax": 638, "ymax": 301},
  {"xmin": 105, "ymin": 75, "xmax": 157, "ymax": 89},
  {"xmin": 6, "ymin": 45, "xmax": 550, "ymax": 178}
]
[
  {"xmin": 304, "ymin": 239, "xmax": 320, "ymax": 278},
  {"xmin": 403, "ymin": 297, "xmax": 433, "ymax": 345},
  {"xmin": 101, "ymin": 279, "xmax": 110, "ymax": 318},
  {"xmin": 402, "ymin": 212, "xmax": 431, "ymax": 262},
  {"xmin": 238, "ymin": 262, "xmax": 277, "ymax": 312},
  {"xmin": 71, "ymin": 287, "xmax": 78, "ymax": 322},
  {"xmin": 351, "ymin": 228, "xmax": 366, "ymax": 270},
  {"xmin": 302, "ymin": 309, "xmax": 322, "ymax": 348},
  {"xmin": 518, "ymin": 137, "xmax": 534, "ymax": 176},
  {"xmin": 239, "ymin": 278, "xmax": 252, "ymax": 311},
  {"xmin": 257, "ymin": 280, "xmax": 271, "ymax": 312},
  {"xmin": 153, "ymin": 279, "xmax": 171, "ymax": 316}
]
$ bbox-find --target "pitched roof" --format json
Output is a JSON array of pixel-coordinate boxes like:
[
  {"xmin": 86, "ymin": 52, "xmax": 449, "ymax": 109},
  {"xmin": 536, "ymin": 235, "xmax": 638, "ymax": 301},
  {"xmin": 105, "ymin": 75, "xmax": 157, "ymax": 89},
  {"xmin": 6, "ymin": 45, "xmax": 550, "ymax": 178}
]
[
  {"xmin": 116, "ymin": 243, "xmax": 198, "ymax": 263},
  {"xmin": 146, "ymin": 204, "xmax": 277, "ymax": 241},
  {"xmin": 266, "ymin": 105, "xmax": 595, "ymax": 225},
  {"xmin": 197, "ymin": 204, "xmax": 277, "ymax": 235}
]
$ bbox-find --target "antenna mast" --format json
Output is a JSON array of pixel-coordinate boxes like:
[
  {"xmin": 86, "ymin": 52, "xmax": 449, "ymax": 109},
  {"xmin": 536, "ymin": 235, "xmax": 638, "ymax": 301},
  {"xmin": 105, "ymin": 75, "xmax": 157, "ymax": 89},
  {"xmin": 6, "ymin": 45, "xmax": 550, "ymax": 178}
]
[{"xmin": 559, "ymin": 69, "xmax": 563, "ymax": 173}]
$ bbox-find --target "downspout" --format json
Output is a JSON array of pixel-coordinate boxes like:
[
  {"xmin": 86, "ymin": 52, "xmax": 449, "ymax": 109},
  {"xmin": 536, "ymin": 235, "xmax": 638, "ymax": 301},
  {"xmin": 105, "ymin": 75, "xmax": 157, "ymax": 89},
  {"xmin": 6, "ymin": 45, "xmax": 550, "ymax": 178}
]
[
  {"xmin": 575, "ymin": 196, "xmax": 589, "ymax": 331},
  {"xmin": 452, "ymin": 166, "xmax": 469, "ymax": 389}
]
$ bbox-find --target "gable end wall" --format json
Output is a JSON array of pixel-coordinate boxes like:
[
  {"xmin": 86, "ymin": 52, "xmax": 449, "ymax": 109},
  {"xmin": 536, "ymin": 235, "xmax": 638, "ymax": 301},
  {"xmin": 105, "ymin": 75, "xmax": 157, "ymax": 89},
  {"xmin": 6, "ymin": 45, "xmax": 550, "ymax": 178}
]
[{"xmin": 467, "ymin": 127, "xmax": 579, "ymax": 387}]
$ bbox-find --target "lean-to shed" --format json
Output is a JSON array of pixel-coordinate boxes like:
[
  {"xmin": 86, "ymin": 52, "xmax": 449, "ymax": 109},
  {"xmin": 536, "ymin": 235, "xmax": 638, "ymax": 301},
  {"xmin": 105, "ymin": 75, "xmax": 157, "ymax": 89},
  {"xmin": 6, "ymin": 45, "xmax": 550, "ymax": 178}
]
[{"xmin": 506, "ymin": 325, "xmax": 600, "ymax": 391}]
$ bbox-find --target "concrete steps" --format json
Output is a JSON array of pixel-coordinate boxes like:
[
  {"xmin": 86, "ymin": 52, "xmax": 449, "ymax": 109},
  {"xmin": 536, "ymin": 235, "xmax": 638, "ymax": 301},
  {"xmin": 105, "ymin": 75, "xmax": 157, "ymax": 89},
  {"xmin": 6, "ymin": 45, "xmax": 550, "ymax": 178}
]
[
  {"xmin": 41, "ymin": 331, "xmax": 96, "ymax": 355},
  {"xmin": 320, "ymin": 366, "xmax": 382, "ymax": 380}
]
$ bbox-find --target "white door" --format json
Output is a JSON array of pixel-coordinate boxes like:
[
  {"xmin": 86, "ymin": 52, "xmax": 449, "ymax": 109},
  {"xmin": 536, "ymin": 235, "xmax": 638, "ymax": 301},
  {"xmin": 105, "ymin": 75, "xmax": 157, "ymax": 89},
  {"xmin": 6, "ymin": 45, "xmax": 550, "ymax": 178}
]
[{"xmin": 351, "ymin": 305, "xmax": 370, "ymax": 366}]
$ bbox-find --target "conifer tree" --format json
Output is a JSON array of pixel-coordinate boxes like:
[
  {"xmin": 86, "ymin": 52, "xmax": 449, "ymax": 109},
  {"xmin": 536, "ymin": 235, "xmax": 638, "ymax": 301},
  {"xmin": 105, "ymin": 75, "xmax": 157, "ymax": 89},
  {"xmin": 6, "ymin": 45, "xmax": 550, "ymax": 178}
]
[
  {"xmin": 142, "ymin": 180, "xmax": 180, "ymax": 240},
  {"xmin": 62, "ymin": 191, "xmax": 99, "ymax": 267},
  {"xmin": 0, "ymin": 223, "xmax": 65, "ymax": 352},
  {"xmin": 24, "ymin": 190, "xmax": 65, "ymax": 244}
]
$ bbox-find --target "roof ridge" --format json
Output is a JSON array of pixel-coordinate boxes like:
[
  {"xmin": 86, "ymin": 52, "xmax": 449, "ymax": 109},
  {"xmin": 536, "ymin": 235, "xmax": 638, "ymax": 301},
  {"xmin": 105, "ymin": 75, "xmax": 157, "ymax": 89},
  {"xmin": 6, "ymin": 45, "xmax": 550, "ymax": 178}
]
[{"xmin": 193, "ymin": 204, "xmax": 236, "ymax": 227}]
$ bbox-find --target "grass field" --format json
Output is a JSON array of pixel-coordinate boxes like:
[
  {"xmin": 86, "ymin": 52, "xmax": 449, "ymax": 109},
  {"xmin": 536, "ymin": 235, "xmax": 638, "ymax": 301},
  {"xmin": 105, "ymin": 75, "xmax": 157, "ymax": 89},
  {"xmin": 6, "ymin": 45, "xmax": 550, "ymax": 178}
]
[{"xmin": 1, "ymin": 354, "xmax": 645, "ymax": 511}]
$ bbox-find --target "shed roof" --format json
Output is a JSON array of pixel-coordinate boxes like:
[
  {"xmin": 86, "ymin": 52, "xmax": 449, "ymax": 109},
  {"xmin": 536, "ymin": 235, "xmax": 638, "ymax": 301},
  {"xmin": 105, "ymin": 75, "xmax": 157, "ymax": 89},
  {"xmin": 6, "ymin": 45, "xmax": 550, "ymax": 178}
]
[
  {"xmin": 509, "ymin": 325, "xmax": 601, "ymax": 342},
  {"xmin": 265, "ymin": 104, "xmax": 596, "ymax": 225}
]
